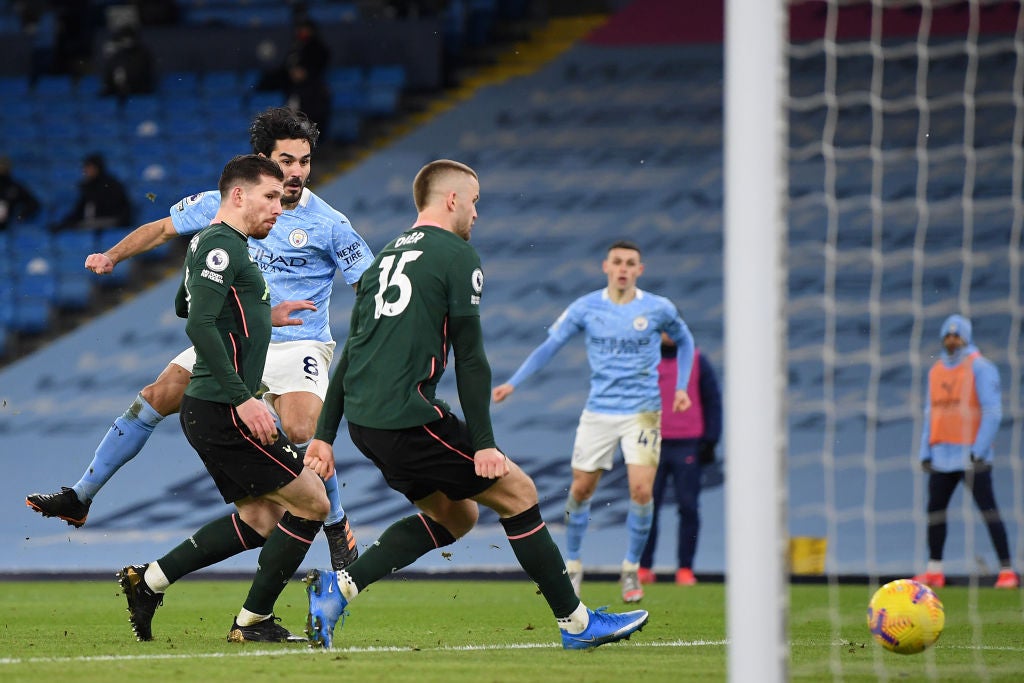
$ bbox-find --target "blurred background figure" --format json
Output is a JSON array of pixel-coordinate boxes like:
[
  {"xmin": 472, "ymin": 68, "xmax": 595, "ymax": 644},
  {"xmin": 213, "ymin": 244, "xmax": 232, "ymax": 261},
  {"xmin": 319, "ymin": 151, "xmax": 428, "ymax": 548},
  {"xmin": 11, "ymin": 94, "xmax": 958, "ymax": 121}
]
[
  {"xmin": 100, "ymin": 23, "xmax": 157, "ymax": 98},
  {"xmin": 52, "ymin": 153, "xmax": 133, "ymax": 231},
  {"xmin": 0, "ymin": 155, "xmax": 42, "ymax": 231},
  {"xmin": 257, "ymin": 10, "xmax": 332, "ymax": 141},
  {"xmin": 19, "ymin": 0, "xmax": 96, "ymax": 84}
]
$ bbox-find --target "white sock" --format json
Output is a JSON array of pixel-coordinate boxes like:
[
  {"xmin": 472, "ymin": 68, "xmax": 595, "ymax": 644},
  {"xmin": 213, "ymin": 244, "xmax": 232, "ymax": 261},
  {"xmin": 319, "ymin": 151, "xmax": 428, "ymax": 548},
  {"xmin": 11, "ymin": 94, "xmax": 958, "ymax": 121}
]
[
  {"xmin": 622, "ymin": 559, "xmax": 640, "ymax": 573},
  {"xmin": 557, "ymin": 602, "xmax": 590, "ymax": 634},
  {"xmin": 144, "ymin": 562, "xmax": 170, "ymax": 593},
  {"xmin": 235, "ymin": 608, "xmax": 271, "ymax": 627},
  {"xmin": 926, "ymin": 560, "xmax": 943, "ymax": 574},
  {"xmin": 338, "ymin": 570, "xmax": 359, "ymax": 602}
]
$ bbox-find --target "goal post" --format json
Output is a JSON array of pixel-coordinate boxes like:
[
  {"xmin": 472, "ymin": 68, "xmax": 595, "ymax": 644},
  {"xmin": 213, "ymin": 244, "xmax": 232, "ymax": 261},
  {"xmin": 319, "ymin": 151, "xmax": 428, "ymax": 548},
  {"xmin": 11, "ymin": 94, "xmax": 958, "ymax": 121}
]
[
  {"xmin": 724, "ymin": 1, "xmax": 789, "ymax": 682},
  {"xmin": 726, "ymin": 0, "xmax": 1024, "ymax": 679}
]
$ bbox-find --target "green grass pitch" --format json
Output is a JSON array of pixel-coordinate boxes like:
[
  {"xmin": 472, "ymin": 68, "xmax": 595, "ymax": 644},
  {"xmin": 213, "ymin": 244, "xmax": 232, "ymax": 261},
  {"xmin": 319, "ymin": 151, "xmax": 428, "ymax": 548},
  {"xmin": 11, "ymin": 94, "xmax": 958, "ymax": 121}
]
[{"xmin": 0, "ymin": 576, "xmax": 1022, "ymax": 682}]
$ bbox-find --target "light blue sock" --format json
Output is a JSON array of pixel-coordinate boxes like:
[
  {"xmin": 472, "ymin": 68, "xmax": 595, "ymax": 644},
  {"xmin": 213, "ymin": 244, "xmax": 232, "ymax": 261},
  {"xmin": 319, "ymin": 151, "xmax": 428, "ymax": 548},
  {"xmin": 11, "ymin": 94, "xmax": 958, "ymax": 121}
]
[
  {"xmin": 624, "ymin": 500, "xmax": 654, "ymax": 565},
  {"xmin": 322, "ymin": 471, "xmax": 346, "ymax": 526},
  {"xmin": 289, "ymin": 437, "xmax": 346, "ymax": 526},
  {"xmin": 564, "ymin": 494, "xmax": 591, "ymax": 561},
  {"xmin": 73, "ymin": 394, "xmax": 165, "ymax": 503}
]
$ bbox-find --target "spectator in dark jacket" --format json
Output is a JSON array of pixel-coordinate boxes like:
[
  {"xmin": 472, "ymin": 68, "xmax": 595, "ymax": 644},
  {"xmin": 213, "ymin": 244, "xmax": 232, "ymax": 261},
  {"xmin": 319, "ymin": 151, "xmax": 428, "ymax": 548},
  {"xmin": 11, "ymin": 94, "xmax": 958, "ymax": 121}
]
[
  {"xmin": 53, "ymin": 153, "xmax": 133, "ymax": 231},
  {"xmin": 638, "ymin": 336, "xmax": 722, "ymax": 586},
  {"xmin": 100, "ymin": 24, "xmax": 157, "ymax": 98},
  {"xmin": 282, "ymin": 17, "xmax": 332, "ymax": 140}
]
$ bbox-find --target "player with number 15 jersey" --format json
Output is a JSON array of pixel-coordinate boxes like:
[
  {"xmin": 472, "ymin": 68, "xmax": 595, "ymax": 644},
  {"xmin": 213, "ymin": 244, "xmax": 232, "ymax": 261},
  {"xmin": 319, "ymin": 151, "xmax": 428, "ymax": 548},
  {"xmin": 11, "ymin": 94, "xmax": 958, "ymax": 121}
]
[{"xmin": 322, "ymin": 224, "xmax": 495, "ymax": 452}]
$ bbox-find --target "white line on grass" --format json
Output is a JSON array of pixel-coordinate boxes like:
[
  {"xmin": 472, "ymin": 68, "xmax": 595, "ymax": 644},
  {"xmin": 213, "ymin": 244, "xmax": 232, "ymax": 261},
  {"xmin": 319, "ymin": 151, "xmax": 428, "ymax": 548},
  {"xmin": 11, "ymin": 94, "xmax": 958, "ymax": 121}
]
[{"xmin": 0, "ymin": 638, "xmax": 726, "ymax": 666}]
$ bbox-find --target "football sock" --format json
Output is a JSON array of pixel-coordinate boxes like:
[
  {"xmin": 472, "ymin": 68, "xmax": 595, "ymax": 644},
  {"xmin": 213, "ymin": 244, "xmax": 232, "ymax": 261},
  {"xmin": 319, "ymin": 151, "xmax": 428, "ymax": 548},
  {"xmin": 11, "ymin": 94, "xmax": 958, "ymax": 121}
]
[
  {"xmin": 243, "ymin": 512, "xmax": 322, "ymax": 616},
  {"xmin": 144, "ymin": 562, "xmax": 170, "ymax": 593},
  {"xmin": 336, "ymin": 569, "xmax": 359, "ymax": 601},
  {"xmin": 346, "ymin": 513, "xmax": 456, "ymax": 591},
  {"xmin": 926, "ymin": 560, "xmax": 943, "ymax": 574},
  {"xmin": 564, "ymin": 494, "xmax": 591, "ymax": 562},
  {"xmin": 322, "ymin": 470, "xmax": 347, "ymax": 526},
  {"xmin": 157, "ymin": 513, "xmax": 266, "ymax": 583},
  {"xmin": 501, "ymin": 504, "xmax": 581, "ymax": 619},
  {"xmin": 235, "ymin": 608, "xmax": 271, "ymax": 627},
  {"xmin": 624, "ymin": 500, "xmax": 654, "ymax": 565},
  {"xmin": 284, "ymin": 435, "xmax": 347, "ymax": 528},
  {"xmin": 556, "ymin": 603, "xmax": 591, "ymax": 634},
  {"xmin": 73, "ymin": 393, "xmax": 164, "ymax": 503}
]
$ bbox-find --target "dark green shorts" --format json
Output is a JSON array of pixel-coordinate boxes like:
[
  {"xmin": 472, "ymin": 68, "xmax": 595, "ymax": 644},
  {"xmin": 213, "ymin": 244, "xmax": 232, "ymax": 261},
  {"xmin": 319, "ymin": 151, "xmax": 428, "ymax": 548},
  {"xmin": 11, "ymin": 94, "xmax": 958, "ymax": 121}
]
[
  {"xmin": 348, "ymin": 411, "xmax": 496, "ymax": 504},
  {"xmin": 180, "ymin": 394, "xmax": 303, "ymax": 503}
]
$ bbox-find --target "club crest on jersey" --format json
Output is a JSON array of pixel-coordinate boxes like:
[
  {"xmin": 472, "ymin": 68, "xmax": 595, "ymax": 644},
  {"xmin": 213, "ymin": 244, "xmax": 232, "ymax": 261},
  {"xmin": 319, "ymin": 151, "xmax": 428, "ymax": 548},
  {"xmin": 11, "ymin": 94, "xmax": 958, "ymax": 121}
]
[
  {"xmin": 288, "ymin": 229, "xmax": 309, "ymax": 248},
  {"xmin": 471, "ymin": 268, "xmax": 483, "ymax": 293},
  {"xmin": 206, "ymin": 248, "xmax": 229, "ymax": 272},
  {"xmin": 633, "ymin": 316, "xmax": 649, "ymax": 332}
]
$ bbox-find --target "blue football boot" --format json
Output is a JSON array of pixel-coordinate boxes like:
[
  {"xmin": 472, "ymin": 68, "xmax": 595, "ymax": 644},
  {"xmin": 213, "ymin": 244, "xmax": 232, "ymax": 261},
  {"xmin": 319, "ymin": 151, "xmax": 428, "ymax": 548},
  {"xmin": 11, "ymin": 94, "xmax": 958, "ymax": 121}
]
[
  {"xmin": 561, "ymin": 606, "xmax": 649, "ymax": 650},
  {"xmin": 305, "ymin": 568, "xmax": 347, "ymax": 648}
]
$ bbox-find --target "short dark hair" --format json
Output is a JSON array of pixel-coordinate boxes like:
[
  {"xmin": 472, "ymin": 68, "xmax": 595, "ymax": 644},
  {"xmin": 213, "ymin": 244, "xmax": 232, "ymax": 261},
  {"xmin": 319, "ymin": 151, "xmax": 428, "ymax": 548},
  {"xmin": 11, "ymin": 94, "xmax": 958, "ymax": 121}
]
[
  {"xmin": 249, "ymin": 107, "xmax": 320, "ymax": 156},
  {"xmin": 412, "ymin": 159, "xmax": 478, "ymax": 210},
  {"xmin": 218, "ymin": 154, "xmax": 284, "ymax": 196},
  {"xmin": 608, "ymin": 239, "xmax": 641, "ymax": 256}
]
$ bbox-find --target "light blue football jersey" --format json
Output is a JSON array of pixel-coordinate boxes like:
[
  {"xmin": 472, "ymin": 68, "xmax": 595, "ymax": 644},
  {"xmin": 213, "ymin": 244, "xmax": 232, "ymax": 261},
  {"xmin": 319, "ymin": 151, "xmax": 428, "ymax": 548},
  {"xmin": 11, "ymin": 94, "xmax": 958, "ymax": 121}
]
[
  {"xmin": 550, "ymin": 289, "xmax": 691, "ymax": 413},
  {"xmin": 170, "ymin": 188, "xmax": 373, "ymax": 343}
]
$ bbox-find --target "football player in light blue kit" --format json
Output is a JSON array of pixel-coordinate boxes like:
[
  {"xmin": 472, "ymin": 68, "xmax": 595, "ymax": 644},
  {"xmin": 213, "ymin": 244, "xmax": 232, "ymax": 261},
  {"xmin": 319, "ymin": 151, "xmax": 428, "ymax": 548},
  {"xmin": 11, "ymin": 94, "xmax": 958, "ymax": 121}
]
[
  {"xmin": 26, "ymin": 108, "xmax": 373, "ymax": 571},
  {"xmin": 492, "ymin": 240, "xmax": 694, "ymax": 604}
]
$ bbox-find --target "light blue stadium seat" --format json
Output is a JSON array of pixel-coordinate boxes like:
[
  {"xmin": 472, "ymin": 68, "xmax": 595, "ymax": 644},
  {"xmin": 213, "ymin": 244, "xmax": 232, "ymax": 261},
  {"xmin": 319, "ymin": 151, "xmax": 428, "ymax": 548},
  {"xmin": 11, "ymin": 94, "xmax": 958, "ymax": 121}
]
[
  {"xmin": 8, "ymin": 294, "xmax": 52, "ymax": 336},
  {"xmin": 54, "ymin": 270, "xmax": 95, "ymax": 311},
  {"xmin": 53, "ymin": 230, "xmax": 99, "ymax": 258}
]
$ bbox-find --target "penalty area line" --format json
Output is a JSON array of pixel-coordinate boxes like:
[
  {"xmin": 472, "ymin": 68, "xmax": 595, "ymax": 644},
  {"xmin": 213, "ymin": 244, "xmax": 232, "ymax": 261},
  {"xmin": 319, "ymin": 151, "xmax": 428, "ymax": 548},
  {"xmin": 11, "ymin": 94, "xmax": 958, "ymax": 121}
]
[{"xmin": 0, "ymin": 638, "xmax": 720, "ymax": 665}]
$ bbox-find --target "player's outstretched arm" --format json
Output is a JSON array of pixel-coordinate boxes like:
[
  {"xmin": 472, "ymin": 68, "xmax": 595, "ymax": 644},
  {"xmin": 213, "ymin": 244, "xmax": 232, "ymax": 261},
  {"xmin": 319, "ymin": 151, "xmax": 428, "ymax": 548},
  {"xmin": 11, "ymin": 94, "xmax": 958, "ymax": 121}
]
[{"xmin": 85, "ymin": 216, "xmax": 178, "ymax": 274}]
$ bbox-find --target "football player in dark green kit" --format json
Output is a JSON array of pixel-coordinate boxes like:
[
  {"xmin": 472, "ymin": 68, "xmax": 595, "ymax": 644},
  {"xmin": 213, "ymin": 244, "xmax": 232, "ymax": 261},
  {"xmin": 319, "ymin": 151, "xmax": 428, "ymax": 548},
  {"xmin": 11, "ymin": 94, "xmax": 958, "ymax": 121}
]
[
  {"xmin": 117, "ymin": 155, "xmax": 331, "ymax": 644},
  {"xmin": 303, "ymin": 159, "xmax": 650, "ymax": 650}
]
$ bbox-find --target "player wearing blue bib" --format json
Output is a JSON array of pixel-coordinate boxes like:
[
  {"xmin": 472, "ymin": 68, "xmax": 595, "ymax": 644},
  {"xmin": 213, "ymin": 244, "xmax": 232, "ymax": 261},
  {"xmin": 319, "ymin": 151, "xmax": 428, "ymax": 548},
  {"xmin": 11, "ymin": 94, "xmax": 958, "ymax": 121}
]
[
  {"xmin": 26, "ymin": 108, "xmax": 373, "ymax": 572},
  {"xmin": 493, "ymin": 240, "xmax": 694, "ymax": 604}
]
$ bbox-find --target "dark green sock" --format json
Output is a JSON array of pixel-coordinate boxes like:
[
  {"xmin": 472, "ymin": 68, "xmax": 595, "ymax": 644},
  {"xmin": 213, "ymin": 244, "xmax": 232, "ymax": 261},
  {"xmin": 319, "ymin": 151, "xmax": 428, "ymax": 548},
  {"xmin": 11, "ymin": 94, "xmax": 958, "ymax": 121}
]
[
  {"xmin": 347, "ymin": 513, "xmax": 456, "ymax": 591},
  {"xmin": 158, "ymin": 513, "xmax": 265, "ymax": 583},
  {"xmin": 501, "ymin": 504, "xmax": 580, "ymax": 619},
  {"xmin": 243, "ymin": 512, "xmax": 322, "ymax": 616}
]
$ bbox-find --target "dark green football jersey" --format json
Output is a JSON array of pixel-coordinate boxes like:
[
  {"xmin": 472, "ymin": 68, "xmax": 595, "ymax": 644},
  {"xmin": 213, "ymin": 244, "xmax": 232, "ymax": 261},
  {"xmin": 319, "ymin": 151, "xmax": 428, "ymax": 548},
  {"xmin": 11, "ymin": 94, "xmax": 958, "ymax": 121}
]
[
  {"xmin": 335, "ymin": 225, "xmax": 496, "ymax": 449},
  {"xmin": 175, "ymin": 222, "xmax": 271, "ymax": 406}
]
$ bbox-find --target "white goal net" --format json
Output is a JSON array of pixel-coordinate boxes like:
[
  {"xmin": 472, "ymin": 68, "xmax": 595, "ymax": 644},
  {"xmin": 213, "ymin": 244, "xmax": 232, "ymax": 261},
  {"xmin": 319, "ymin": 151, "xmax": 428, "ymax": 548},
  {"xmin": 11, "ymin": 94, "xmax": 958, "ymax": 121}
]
[{"xmin": 784, "ymin": 0, "xmax": 1024, "ymax": 679}]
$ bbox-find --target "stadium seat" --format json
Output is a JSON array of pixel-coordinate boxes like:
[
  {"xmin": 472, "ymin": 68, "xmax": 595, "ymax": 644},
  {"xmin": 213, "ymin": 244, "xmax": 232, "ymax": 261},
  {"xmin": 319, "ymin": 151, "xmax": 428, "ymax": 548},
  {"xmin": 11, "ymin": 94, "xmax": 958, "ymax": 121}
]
[
  {"xmin": 54, "ymin": 271, "xmax": 95, "ymax": 311},
  {"xmin": 8, "ymin": 294, "xmax": 52, "ymax": 335},
  {"xmin": 31, "ymin": 74, "xmax": 74, "ymax": 99},
  {"xmin": 53, "ymin": 229, "xmax": 99, "ymax": 257}
]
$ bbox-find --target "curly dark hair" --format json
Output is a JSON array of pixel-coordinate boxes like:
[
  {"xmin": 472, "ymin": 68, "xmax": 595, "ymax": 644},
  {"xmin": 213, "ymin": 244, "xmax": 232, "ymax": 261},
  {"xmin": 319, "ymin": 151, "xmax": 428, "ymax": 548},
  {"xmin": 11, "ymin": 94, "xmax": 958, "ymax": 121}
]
[{"xmin": 249, "ymin": 107, "xmax": 320, "ymax": 156}]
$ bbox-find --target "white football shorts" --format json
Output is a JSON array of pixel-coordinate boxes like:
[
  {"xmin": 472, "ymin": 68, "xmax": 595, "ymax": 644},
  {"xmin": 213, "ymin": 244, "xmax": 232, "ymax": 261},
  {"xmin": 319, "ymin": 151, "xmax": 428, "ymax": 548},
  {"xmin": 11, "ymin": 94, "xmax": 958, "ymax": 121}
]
[
  {"xmin": 570, "ymin": 409, "xmax": 662, "ymax": 472},
  {"xmin": 168, "ymin": 340, "xmax": 336, "ymax": 402}
]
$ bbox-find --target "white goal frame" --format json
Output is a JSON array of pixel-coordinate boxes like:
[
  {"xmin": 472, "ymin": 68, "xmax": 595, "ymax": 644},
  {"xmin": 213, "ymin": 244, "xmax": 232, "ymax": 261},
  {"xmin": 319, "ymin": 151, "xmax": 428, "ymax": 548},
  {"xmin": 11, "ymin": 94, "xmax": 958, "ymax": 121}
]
[{"xmin": 725, "ymin": 1, "xmax": 789, "ymax": 682}]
